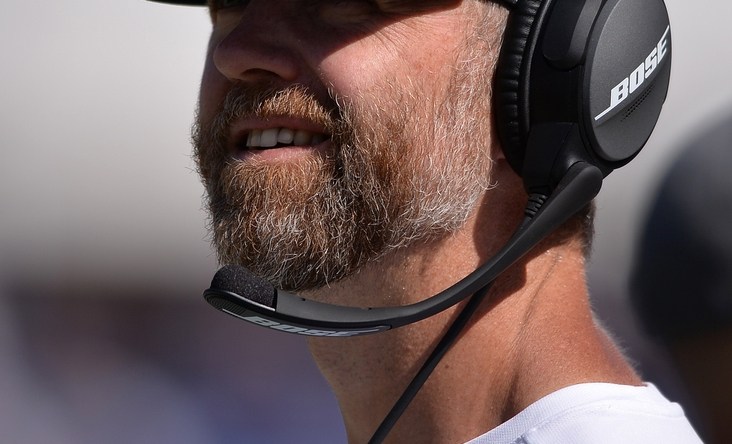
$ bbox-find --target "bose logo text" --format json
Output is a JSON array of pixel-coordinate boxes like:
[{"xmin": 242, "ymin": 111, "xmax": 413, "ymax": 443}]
[
  {"xmin": 235, "ymin": 314, "xmax": 386, "ymax": 337},
  {"xmin": 595, "ymin": 26, "xmax": 670, "ymax": 122}
]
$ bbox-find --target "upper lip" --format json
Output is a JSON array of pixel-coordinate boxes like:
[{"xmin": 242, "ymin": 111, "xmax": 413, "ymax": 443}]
[{"xmin": 229, "ymin": 117, "xmax": 330, "ymax": 151}]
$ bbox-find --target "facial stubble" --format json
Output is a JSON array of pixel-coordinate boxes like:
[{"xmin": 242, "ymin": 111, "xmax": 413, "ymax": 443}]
[{"xmin": 194, "ymin": 28, "xmax": 497, "ymax": 293}]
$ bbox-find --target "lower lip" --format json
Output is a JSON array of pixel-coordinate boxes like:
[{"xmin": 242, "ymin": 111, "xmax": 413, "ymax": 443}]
[{"xmin": 233, "ymin": 140, "xmax": 331, "ymax": 162}]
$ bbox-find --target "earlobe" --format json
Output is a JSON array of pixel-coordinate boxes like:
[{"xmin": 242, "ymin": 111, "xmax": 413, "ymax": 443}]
[
  {"xmin": 489, "ymin": 127, "xmax": 507, "ymax": 161},
  {"xmin": 493, "ymin": 146, "xmax": 507, "ymax": 161}
]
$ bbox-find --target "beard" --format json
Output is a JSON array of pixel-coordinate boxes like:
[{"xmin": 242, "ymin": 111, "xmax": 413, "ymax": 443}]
[{"xmin": 193, "ymin": 36, "xmax": 496, "ymax": 292}]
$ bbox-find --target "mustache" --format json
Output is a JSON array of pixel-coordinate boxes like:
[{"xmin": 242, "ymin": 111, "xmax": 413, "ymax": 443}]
[
  {"xmin": 206, "ymin": 83, "xmax": 342, "ymax": 144},
  {"xmin": 193, "ymin": 82, "xmax": 358, "ymax": 194}
]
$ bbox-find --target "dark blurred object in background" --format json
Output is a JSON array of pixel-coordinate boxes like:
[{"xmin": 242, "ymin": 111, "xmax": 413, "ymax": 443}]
[{"xmin": 631, "ymin": 113, "xmax": 732, "ymax": 444}]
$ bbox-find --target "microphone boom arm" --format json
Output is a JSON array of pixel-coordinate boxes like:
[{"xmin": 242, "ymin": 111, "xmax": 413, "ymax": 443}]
[{"xmin": 203, "ymin": 161, "xmax": 603, "ymax": 336}]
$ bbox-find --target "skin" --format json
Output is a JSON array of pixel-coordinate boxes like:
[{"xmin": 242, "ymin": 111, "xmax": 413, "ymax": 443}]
[{"xmin": 198, "ymin": 1, "xmax": 642, "ymax": 442}]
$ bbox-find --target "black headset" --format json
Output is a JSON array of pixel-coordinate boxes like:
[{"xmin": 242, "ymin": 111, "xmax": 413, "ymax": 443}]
[
  {"xmin": 152, "ymin": 0, "xmax": 671, "ymax": 441},
  {"xmin": 153, "ymin": 0, "xmax": 671, "ymax": 337}
]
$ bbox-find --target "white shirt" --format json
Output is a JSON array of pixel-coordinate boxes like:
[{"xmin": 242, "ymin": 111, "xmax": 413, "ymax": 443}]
[{"xmin": 466, "ymin": 383, "xmax": 703, "ymax": 444}]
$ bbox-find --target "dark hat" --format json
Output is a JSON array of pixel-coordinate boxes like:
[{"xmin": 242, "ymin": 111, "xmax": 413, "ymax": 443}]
[{"xmin": 631, "ymin": 113, "xmax": 732, "ymax": 341}]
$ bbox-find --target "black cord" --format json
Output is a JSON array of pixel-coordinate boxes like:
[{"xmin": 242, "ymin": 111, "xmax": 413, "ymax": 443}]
[{"xmin": 367, "ymin": 283, "xmax": 493, "ymax": 444}]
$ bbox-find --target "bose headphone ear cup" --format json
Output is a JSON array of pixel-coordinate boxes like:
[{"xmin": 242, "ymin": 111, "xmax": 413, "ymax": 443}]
[
  {"xmin": 495, "ymin": 0, "xmax": 671, "ymax": 190},
  {"xmin": 494, "ymin": 0, "xmax": 545, "ymax": 176}
]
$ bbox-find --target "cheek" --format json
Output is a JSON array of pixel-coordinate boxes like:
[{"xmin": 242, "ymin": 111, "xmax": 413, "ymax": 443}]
[
  {"xmin": 316, "ymin": 36, "xmax": 457, "ymax": 106},
  {"xmin": 318, "ymin": 47, "xmax": 389, "ymax": 100}
]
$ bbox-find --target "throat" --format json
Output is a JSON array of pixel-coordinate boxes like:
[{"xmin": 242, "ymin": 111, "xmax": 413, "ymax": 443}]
[{"xmin": 306, "ymin": 307, "xmax": 513, "ymax": 444}]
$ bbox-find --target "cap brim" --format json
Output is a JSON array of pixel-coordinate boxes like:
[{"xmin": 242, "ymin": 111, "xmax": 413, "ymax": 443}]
[{"xmin": 148, "ymin": 0, "xmax": 206, "ymax": 5}]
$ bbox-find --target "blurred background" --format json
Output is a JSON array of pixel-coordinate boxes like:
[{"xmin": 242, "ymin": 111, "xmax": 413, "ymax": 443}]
[{"xmin": 1, "ymin": 0, "xmax": 730, "ymax": 443}]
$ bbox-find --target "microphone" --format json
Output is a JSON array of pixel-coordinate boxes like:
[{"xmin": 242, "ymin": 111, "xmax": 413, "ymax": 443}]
[{"xmin": 203, "ymin": 161, "xmax": 604, "ymax": 337}]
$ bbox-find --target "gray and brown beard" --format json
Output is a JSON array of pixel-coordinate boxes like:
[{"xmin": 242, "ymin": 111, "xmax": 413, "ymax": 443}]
[{"xmin": 193, "ymin": 17, "xmax": 502, "ymax": 292}]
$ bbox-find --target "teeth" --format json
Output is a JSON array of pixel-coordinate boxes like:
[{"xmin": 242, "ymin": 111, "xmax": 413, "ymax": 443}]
[
  {"xmin": 244, "ymin": 127, "xmax": 327, "ymax": 148},
  {"xmin": 293, "ymin": 129, "xmax": 311, "ymax": 145},
  {"xmin": 312, "ymin": 133, "xmax": 326, "ymax": 145},
  {"xmin": 277, "ymin": 128, "xmax": 294, "ymax": 144},
  {"xmin": 249, "ymin": 130, "xmax": 261, "ymax": 147},
  {"xmin": 260, "ymin": 128, "xmax": 279, "ymax": 148}
]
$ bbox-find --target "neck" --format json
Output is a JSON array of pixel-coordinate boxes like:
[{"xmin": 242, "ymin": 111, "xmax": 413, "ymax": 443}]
[
  {"xmin": 308, "ymin": 243, "xmax": 640, "ymax": 443},
  {"xmin": 305, "ymin": 178, "xmax": 640, "ymax": 443}
]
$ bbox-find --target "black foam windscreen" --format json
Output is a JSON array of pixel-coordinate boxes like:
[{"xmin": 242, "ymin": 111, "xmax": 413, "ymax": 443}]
[{"xmin": 210, "ymin": 264, "xmax": 276, "ymax": 308}]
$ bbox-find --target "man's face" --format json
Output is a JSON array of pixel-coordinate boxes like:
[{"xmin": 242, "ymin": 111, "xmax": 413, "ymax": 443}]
[{"xmin": 194, "ymin": 0, "xmax": 504, "ymax": 292}]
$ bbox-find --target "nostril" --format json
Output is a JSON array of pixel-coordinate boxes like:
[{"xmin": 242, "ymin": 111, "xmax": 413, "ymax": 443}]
[{"xmin": 212, "ymin": 20, "xmax": 301, "ymax": 83}]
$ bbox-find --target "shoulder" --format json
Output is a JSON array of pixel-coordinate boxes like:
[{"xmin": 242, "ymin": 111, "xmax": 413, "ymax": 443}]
[{"xmin": 465, "ymin": 383, "xmax": 703, "ymax": 444}]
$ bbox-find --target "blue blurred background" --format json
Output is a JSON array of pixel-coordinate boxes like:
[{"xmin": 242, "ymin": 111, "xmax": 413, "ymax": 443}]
[{"xmin": 1, "ymin": 1, "xmax": 730, "ymax": 442}]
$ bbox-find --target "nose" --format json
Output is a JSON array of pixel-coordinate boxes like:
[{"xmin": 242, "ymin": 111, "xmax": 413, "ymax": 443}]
[{"xmin": 211, "ymin": 4, "xmax": 302, "ymax": 83}]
